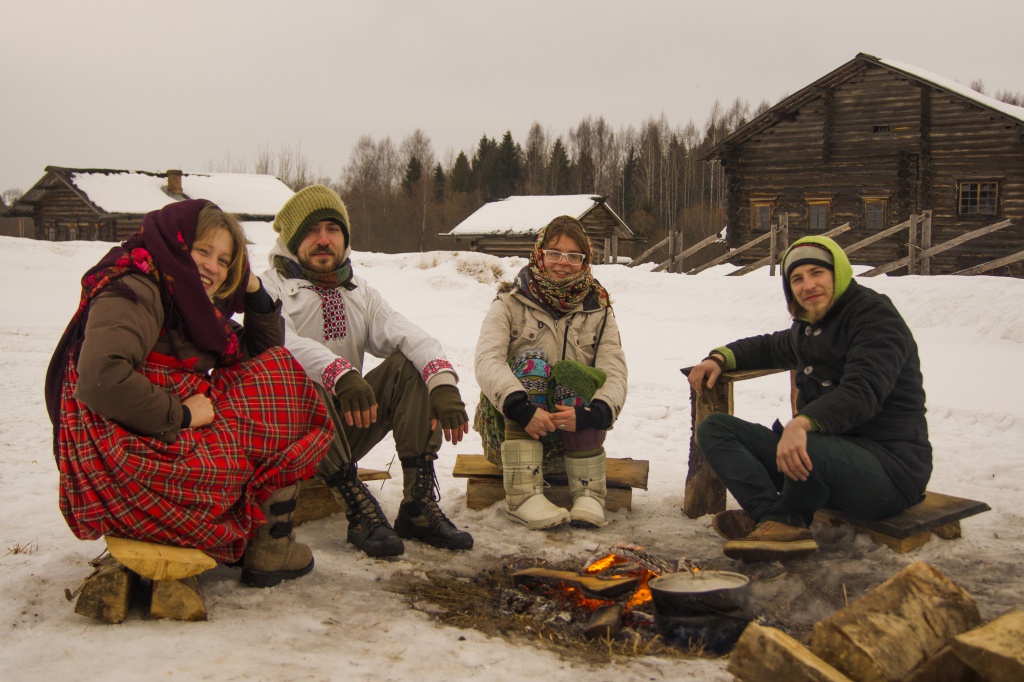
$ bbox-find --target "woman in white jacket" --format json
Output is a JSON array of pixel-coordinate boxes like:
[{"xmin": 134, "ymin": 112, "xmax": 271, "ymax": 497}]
[{"xmin": 474, "ymin": 216, "xmax": 627, "ymax": 529}]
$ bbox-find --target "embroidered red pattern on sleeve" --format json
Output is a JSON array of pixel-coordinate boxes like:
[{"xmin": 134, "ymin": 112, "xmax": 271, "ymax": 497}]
[
  {"xmin": 322, "ymin": 357, "xmax": 355, "ymax": 392},
  {"xmin": 421, "ymin": 358, "xmax": 456, "ymax": 383}
]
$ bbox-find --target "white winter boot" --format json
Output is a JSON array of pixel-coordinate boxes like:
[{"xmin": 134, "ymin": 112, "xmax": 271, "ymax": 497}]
[
  {"xmin": 564, "ymin": 450, "xmax": 608, "ymax": 527},
  {"xmin": 501, "ymin": 439, "xmax": 571, "ymax": 530}
]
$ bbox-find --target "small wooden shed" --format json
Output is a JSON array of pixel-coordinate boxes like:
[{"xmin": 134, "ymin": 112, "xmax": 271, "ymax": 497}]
[
  {"xmin": 706, "ymin": 53, "xmax": 1024, "ymax": 274},
  {"xmin": 442, "ymin": 195, "xmax": 637, "ymax": 263},
  {"xmin": 5, "ymin": 166, "xmax": 294, "ymax": 242}
]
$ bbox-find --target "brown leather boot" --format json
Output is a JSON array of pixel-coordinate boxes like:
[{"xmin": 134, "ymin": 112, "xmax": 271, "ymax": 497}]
[
  {"xmin": 240, "ymin": 484, "xmax": 314, "ymax": 587},
  {"xmin": 722, "ymin": 521, "xmax": 818, "ymax": 561},
  {"xmin": 712, "ymin": 509, "xmax": 758, "ymax": 540}
]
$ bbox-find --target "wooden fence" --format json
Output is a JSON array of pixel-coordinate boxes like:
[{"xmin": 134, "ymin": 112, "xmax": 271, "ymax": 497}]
[{"xmin": 630, "ymin": 211, "xmax": 1022, "ymax": 277}]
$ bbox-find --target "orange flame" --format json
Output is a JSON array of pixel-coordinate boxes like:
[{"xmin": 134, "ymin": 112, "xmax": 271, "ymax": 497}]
[{"xmin": 583, "ymin": 554, "xmax": 627, "ymax": 574}]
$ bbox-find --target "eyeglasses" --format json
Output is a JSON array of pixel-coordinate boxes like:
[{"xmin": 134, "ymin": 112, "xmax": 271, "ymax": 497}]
[{"xmin": 542, "ymin": 249, "xmax": 586, "ymax": 265}]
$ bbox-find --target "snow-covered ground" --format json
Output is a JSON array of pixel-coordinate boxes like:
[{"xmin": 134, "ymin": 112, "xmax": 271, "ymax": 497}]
[{"xmin": 2, "ymin": 226, "xmax": 1022, "ymax": 681}]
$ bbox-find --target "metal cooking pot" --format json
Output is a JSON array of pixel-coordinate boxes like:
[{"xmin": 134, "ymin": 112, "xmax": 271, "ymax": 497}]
[{"xmin": 648, "ymin": 570, "xmax": 751, "ymax": 617}]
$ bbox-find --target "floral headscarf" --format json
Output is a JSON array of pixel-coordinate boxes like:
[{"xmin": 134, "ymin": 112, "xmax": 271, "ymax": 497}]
[{"xmin": 516, "ymin": 217, "xmax": 609, "ymax": 314}]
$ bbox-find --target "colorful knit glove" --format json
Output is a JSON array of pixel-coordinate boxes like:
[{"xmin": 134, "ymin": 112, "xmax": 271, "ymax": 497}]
[
  {"xmin": 333, "ymin": 371, "xmax": 377, "ymax": 415},
  {"xmin": 429, "ymin": 385, "xmax": 469, "ymax": 430}
]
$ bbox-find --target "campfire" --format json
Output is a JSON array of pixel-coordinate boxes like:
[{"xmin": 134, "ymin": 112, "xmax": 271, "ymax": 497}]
[
  {"xmin": 398, "ymin": 545, "xmax": 753, "ymax": 660},
  {"xmin": 510, "ymin": 544, "xmax": 679, "ymax": 640}
]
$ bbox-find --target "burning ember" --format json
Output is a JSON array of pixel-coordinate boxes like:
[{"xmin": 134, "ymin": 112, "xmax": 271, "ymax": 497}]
[{"xmin": 511, "ymin": 544, "xmax": 684, "ymax": 639}]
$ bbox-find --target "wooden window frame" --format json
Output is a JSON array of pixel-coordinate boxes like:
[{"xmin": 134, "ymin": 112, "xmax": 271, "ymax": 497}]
[
  {"xmin": 862, "ymin": 197, "xmax": 889, "ymax": 231},
  {"xmin": 806, "ymin": 199, "xmax": 831, "ymax": 231},
  {"xmin": 751, "ymin": 202, "xmax": 773, "ymax": 233},
  {"xmin": 958, "ymin": 180, "xmax": 1000, "ymax": 216}
]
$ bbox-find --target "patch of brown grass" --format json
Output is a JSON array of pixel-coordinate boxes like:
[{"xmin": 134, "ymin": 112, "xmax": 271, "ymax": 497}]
[{"xmin": 389, "ymin": 555, "xmax": 714, "ymax": 664}]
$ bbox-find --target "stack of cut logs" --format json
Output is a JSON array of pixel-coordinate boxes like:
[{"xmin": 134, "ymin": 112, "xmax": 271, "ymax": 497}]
[{"xmin": 728, "ymin": 561, "xmax": 1023, "ymax": 682}]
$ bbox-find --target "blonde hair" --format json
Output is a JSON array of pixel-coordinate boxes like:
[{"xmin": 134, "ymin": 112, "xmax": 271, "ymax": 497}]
[{"xmin": 195, "ymin": 205, "xmax": 248, "ymax": 300}]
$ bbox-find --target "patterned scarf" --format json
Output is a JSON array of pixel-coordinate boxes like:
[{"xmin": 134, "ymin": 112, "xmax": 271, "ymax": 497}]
[
  {"xmin": 518, "ymin": 227, "xmax": 609, "ymax": 314},
  {"xmin": 273, "ymin": 254, "xmax": 357, "ymax": 291},
  {"xmin": 45, "ymin": 200, "xmax": 243, "ymax": 455}
]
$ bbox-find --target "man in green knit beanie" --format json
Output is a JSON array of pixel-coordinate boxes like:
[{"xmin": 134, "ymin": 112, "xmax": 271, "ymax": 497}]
[{"xmin": 261, "ymin": 185, "xmax": 473, "ymax": 559}]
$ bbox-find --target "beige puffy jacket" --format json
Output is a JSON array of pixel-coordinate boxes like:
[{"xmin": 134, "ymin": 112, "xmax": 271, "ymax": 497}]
[{"xmin": 474, "ymin": 285, "xmax": 627, "ymax": 422}]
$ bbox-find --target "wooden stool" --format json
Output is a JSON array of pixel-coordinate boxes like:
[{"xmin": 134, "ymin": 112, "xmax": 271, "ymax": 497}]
[
  {"xmin": 452, "ymin": 454, "xmax": 649, "ymax": 511},
  {"xmin": 98, "ymin": 537, "xmax": 216, "ymax": 622},
  {"xmin": 814, "ymin": 492, "xmax": 991, "ymax": 553}
]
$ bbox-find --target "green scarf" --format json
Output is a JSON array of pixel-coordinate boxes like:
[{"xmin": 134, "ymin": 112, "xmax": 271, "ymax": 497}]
[{"xmin": 273, "ymin": 255, "xmax": 357, "ymax": 290}]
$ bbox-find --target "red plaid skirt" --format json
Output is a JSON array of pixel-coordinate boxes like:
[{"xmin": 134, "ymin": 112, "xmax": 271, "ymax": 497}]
[{"xmin": 57, "ymin": 346, "xmax": 333, "ymax": 563}]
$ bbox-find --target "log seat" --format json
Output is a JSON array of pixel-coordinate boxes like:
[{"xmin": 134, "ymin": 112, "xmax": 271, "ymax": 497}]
[
  {"xmin": 452, "ymin": 454, "xmax": 649, "ymax": 511},
  {"xmin": 814, "ymin": 491, "xmax": 991, "ymax": 553}
]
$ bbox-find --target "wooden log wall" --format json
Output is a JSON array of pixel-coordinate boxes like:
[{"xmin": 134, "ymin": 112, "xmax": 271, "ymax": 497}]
[{"xmin": 721, "ymin": 63, "xmax": 1024, "ymax": 275}]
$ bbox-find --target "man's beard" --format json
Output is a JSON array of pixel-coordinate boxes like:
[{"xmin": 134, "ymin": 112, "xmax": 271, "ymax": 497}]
[{"xmin": 301, "ymin": 249, "xmax": 343, "ymax": 273}]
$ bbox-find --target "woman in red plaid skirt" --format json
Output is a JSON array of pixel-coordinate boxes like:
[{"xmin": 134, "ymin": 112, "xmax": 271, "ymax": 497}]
[{"xmin": 45, "ymin": 199, "xmax": 334, "ymax": 588}]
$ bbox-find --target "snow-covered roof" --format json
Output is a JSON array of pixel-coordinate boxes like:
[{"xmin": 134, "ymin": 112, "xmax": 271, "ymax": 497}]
[
  {"xmin": 448, "ymin": 195, "xmax": 614, "ymax": 236},
  {"xmin": 67, "ymin": 170, "xmax": 294, "ymax": 217},
  {"xmin": 880, "ymin": 58, "xmax": 1024, "ymax": 124}
]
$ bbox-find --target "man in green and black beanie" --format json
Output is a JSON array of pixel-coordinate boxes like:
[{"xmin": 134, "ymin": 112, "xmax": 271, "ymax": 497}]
[
  {"xmin": 261, "ymin": 185, "xmax": 473, "ymax": 558},
  {"xmin": 687, "ymin": 236, "xmax": 931, "ymax": 562}
]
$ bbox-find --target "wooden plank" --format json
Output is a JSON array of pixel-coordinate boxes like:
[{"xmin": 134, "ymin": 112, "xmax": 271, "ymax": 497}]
[
  {"xmin": 811, "ymin": 561, "xmax": 982, "ymax": 682},
  {"xmin": 585, "ymin": 603, "xmax": 624, "ymax": 640},
  {"xmin": 465, "ymin": 477, "xmax": 632, "ymax": 512},
  {"xmin": 866, "ymin": 219, "xmax": 1016, "ymax": 276},
  {"xmin": 104, "ymin": 536, "xmax": 216, "ymax": 581},
  {"xmin": 816, "ymin": 492, "xmax": 990, "ymax": 539},
  {"xmin": 452, "ymin": 454, "xmax": 648, "ymax": 489},
  {"xmin": 728, "ymin": 223, "xmax": 851, "ymax": 276},
  {"xmin": 950, "ymin": 609, "xmax": 1024, "ymax": 682},
  {"xmin": 512, "ymin": 567, "xmax": 637, "ymax": 599},
  {"xmin": 628, "ymin": 234, "xmax": 670, "ymax": 267},
  {"xmin": 689, "ymin": 231, "xmax": 773, "ymax": 275},
  {"xmin": 952, "ymin": 248, "xmax": 1024, "ymax": 275},
  {"xmin": 654, "ymin": 233, "xmax": 721, "ymax": 272},
  {"xmin": 842, "ymin": 215, "xmax": 914, "ymax": 255},
  {"xmin": 679, "ymin": 366, "xmax": 789, "ymax": 518},
  {"xmin": 149, "ymin": 576, "xmax": 207, "ymax": 622},
  {"xmin": 74, "ymin": 555, "xmax": 138, "ymax": 624}
]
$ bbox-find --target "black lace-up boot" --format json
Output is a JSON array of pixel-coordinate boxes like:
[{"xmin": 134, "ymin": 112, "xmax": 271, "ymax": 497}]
[
  {"xmin": 324, "ymin": 463, "xmax": 404, "ymax": 558},
  {"xmin": 394, "ymin": 455, "xmax": 473, "ymax": 550}
]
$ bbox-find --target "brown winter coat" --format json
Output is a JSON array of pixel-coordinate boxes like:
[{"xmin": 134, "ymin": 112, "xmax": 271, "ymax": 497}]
[{"xmin": 74, "ymin": 274, "xmax": 284, "ymax": 443}]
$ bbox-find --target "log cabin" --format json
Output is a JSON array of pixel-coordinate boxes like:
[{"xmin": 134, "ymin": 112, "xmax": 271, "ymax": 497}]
[
  {"xmin": 4, "ymin": 167, "xmax": 294, "ymax": 242},
  {"xmin": 442, "ymin": 194, "xmax": 637, "ymax": 263},
  {"xmin": 706, "ymin": 53, "xmax": 1024, "ymax": 275}
]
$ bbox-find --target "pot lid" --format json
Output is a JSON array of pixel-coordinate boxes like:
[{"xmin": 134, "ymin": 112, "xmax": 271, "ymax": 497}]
[{"xmin": 649, "ymin": 570, "xmax": 749, "ymax": 594}]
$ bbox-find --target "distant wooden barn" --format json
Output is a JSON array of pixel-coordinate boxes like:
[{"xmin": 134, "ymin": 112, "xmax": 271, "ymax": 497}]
[
  {"xmin": 442, "ymin": 195, "xmax": 638, "ymax": 263},
  {"xmin": 706, "ymin": 53, "xmax": 1024, "ymax": 274},
  {"xmin": 4, "ymin": 167, "xmax": 294, "ymax": 242}
]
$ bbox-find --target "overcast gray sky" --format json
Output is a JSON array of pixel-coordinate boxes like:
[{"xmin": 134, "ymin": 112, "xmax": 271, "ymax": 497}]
[{"xmin": 3, "ymin": 0, "xmax": 1022, "ymax": 193}]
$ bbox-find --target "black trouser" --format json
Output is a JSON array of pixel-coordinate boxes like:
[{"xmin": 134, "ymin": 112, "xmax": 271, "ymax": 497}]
[{"xmin": 695, "ymin": 413, "xmax": 907, "ymax": 528}]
